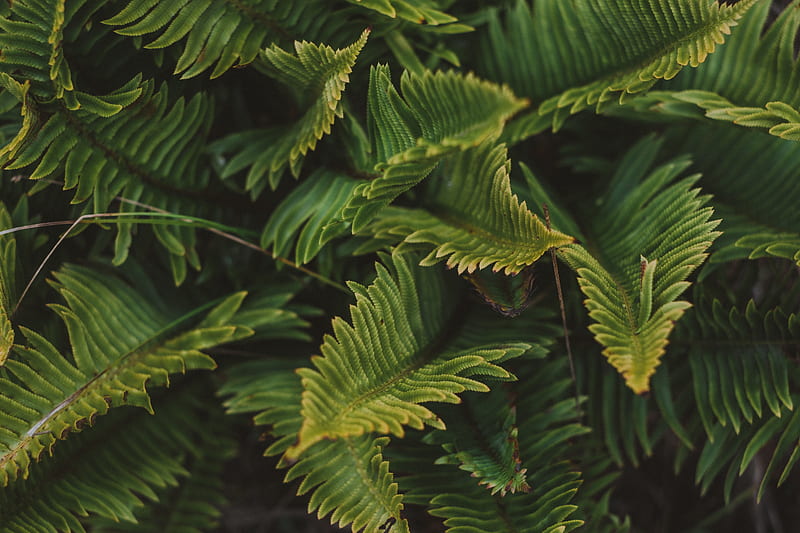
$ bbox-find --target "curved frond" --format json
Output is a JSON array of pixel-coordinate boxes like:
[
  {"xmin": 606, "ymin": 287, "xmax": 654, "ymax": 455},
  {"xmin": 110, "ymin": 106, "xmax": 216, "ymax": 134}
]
[
  {"xmin": 344, "ymin": 65, "xmax": 528, "ymax": 231},
  {"xmin": 665, "ymin": 123, "xmax": 800, "ymax": 267},
  {"xmin": 679, "ymin": 298, "xmax": 797, "ymax": 437},
  {"xmin": 395, "ymin": 357, "xmax": 588, "ymax": 533},
  {"xmin": 424, "ymin": 389, "xmax": 531, "ymax": 496},
  {"xmin": 0, "ymin": 79, "xmax": 214, "ymax": 279},
  {"xmin": 621, "ymin": 1, "xmax": 800, "ymax": 141},
  {"xmin": 0, "ymin": 387, "xmax": 232, "ymax": 532},
  {"xmin": 284, "ymin": 252, "xmax": 528, "ymax": 460},
  {"xmin": 0, "ymin": 266, "xmax": 251, "ymax": 485},
  {"xmin": 104, "ymin": 0, "xmax": 350, "ymax": 79},
  {"xmin": 0, "ymin": 0, "xmax": 127, "ymax": 112},
  {"xmin": 222, "ymin": 364, "xmax": 411, "ymax": 533},
  {"xmin": 346, "ymin": 0, "xmax": 457, "ymax": 25},
  {"xmin": 363, "ymin": 142, "xmax": 574, "ymax": 274},
  {"xmin": 546, "ymin": 138, "xmax": 720, "ymax": 392},
  {"xmin": 260, "ymin": 169, "xmax": 360, "ymax": 265},
  {"xmin": 212, "ymin": 29, "xmax": 368, "ymax": 195},
  {"xmin": 478, "ymin": 0, "xmax": 757, "ymax": 142}
]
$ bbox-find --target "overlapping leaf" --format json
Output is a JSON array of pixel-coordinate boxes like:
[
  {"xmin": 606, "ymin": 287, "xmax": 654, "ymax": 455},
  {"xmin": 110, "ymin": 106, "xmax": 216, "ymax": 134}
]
[
  {"xmin": 0, "ymin": 386, "xmax": 233, "ymax": 532},
  {"xmin": 222, "ymin": 363, "xmax": 410, "ymax": 533},
  {"xmin": 622, "ymin": 1, "xmax": 800, "ymax": 141},
  {"xmin": 363, "ymin": 142, "xmax": 573, "ymax": 274},
  {"xmin": 284, "ymin": 252, "xmax": 527, "ymax": 460},
  {"xmin": 213, "ymin": 29, "xmax": 368, "ymax": 195},
  {"xmin": 478, "ymin": 0, "xmax": 757, "ymax": 142},
  {"xmin": 344, "ymin": 65, "xmax": 529, "ymax": 231},
  {"xmin": 104, "ymin": 0, "xmax": 350, "ymax": 79},
  {"xmin": 0, "ymin": 265, "xmax": 251, "ymax": 485},
  {"xmin": 528, "ymin": 137, "xmax": 720, "ymax": 393}
]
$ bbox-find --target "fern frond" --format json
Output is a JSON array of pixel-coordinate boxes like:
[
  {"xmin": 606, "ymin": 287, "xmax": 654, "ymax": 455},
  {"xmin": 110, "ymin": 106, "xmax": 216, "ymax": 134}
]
[
  {"xmin": 212, "ymin": 29, "xmax": 368, "ymax": 195},
  {"xmin": 679, "ymin": 298, "xmax": 797, "ymax": 437},
  {"xmin": 694, "ymin": 393, "xmax": 800, "ymax": 504},
  {"xmin": 539, "ymin": 137, "xmax": 721, "ymax": 392},
  {"xmin": 0, "ymin": 203, "xmax": 17, "ymax": 365},
  {"xmin": 0, "ymin": 386, "xmax": 232, "ymax": 532},
  {"xmin": 221, "ymin": 363, "xmax": 411, "ymax": 533},
  {"xmin": 260, "ymin": 169, "xmax": 360, "ymax": 265},
  {"xmin": 0, "ymin": 265, "xmax": 251, "ymax": 485},
  {"xmin": 424, "ymin": 389, "xmax": 531, "ymax": 496},
  {"xmin": 87, "ymin": 397, "xmax": 235, "ymax": 533},
  {"xmin": 479, "ymin": 0, "xmax": 757, "ymax": 142},
  {"xmin": 363, "ymin": 142, "xmax": 574, "ymax": 274},
  {"xmin": 620, "ymin": 1, "xmax": 800, "ymax": 141},
  {"xmin": 346, "ymin": 0, "xmax": 457, "ymax": 25},
  {"xmin": 104, "ymin": 0, "xmax": 350, "ymax": 79},
  {"xmin": 344, "ymin": 65, "xmax": 528, "ymax": 231},
  {"xmin": 396, "ymin": 356, "xmax": 587, "ymax": 533},
  {"xmin": 665, "ymin": 123, "xmax": 800, "ymax": 267},
  {"xmin": 0, "ymin": 78, "xmax": 214, "ymax": 280},
  {"xmin": 284, "ymin": 252, "xmax": 528, "ymax": 460}
]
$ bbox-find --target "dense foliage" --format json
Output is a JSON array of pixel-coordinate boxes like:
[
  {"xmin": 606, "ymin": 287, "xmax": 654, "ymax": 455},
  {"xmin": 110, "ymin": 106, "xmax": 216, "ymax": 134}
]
[{"xmin": 0, "ymin": 0, "xmax": 799, "ymax": 531}]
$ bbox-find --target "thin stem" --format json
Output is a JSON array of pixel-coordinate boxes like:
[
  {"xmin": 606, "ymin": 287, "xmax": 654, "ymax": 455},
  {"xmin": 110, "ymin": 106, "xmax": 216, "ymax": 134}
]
[
  {"xmin": 544, "ymin": 204, "xmax": 581, "ymax": 420},
  {"xmin": 9, "ymin": 198, "xmax": 350, "ymax": 314}
]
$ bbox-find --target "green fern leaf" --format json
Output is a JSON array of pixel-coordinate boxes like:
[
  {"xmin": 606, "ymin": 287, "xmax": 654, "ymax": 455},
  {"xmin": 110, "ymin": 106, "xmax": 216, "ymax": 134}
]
[
  {"xmin": 680, "ymin": 298, "xmax": 796, "ymax": 437},
  {"xmin": 0, "ymin": 78, "xmax": 213, "ymax": 281},
  {"xmin": 620, "ymin": 1, "xmax": 800, "ymax": 141},
  {"xmin": 0, "ymin": 265, "xmax": 251, "ymax": 485},
  {"xmin": 260, "ymin": 169, "xmax": 360, "ymax": 265},
  {"xmin": 665, "ymin": 123, "xmax": 800, "ymax": 268},
  {"xmin": 104, "ymin": 0, "xmax": 350, "ymax": 79},
  {"xmin": 222, "ymin": 363, "xmax": 411, "ymax": 533},
  {"xmin": 396, "ymin": 357, "xmax": 588, "ymax": 533},
  {"xmin": 87, "ymin": 395, "xmax": 236, "ymax": 533},
  {"xmin": 284, "ymin": 252, "xmax": 528, "ymax": 460},
  {"xmin": 425, "ymin": 389, "xmax": 531, "ymax": 496},
  {"xmin": 541, "ymin": 138, "xmax": 720, "ymax": 393},
  {"xmin": 480, "ymin": 0, "xmax": 757, "ymax": 142},
  {"xmin": 0, "ymin": 1, "xmax": 138, "ymax": 113},
  {"xmin": 347, "ymin": 0, "xmax": 457, "ymax": 25},
  {"xmin": 363, "ymin": 142, "xmax": 574, "ymax": 274},
  {"xmin": 0, "ymin": 385, "xmax": 232, "ymax": 532},
  {"xmin": 213, "ymin": 29, "xmax": 368, "ymax": 194},
  {"xmin": 344, "ymin": 65, "xmax": 529, "ymax": 231}
]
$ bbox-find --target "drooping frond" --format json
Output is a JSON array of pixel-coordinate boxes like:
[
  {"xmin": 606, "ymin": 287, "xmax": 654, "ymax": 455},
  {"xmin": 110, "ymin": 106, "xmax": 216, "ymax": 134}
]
[
  {"xmin": 693, "ymin": 394, "xmax": 800, "ymax": 503},
  {"xmin": 363, "ymin": 142, "xmax": 574, "ymax": 274},
  {"xmin": 0, "ymin": 203, "xmax": 17, "ymax": 364},
  {"xmin": 221, "ymin": 363, "xmax": 411, "ymax": 533},
  {"xmin": 477, "ymin": 0, "xmax": 757, "ymax": 142},
  {"xmin": 0, "ymin": 386, "xmax": 233, "ymax": 532},
  {"xmin": 665, "ymin": 122, "xmax": 800, "ymax": 267},
  {"xmin": 579, "ymin": 348, "xmax": 660, "ymax": 466},
  {"xmin": 344, "ymin": 65, "xmax": 528, "ymax": 231},
  {"xmin": 212, "ymin": 29, "xmax": 368, "ymax": 195},
  {"xmin": 87, "ymin": 395, "xmax": 235, "ymax": 533},
  {"xmin": 0, "ymin": 0, "xmax": 125, "ymax": 112},
  {"xmin": 345, "ymin": 0, "xmax": 458, "ymax": 25},
  {"xmin": 0, "ymin": 78, "xmax": 215, "ymax": 282},
  {"xmin": 529, "ymin": 137, "xmax": 720, "ymax": 393},
  {"xmin": 395, "ymin": 356, "xmax": 588, "ymax": 533},
  {"xmin": 0, "ymin": 265, "xmax": 251, "ymax": 485},
  {"xmin": 424, "ymin": 389, "xmax": 531, "ymax": 496},
  {"xmin": 621, "ymin": 1, "xmax": 800, "ymax": 141},
  {"xmin": 678, "ymin": 298, "xmax": 797, "ymax": 437},
  {"xmin": 260, "ymin": 169, "xmax": 360, "ymax": 265},
  {"xmin": 103, "ymin": 0, "xmax": 351, "ymax": 79},
  {"xmin": 284, "ymin": 252, "xmax": 528, "ymax": 460}
]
